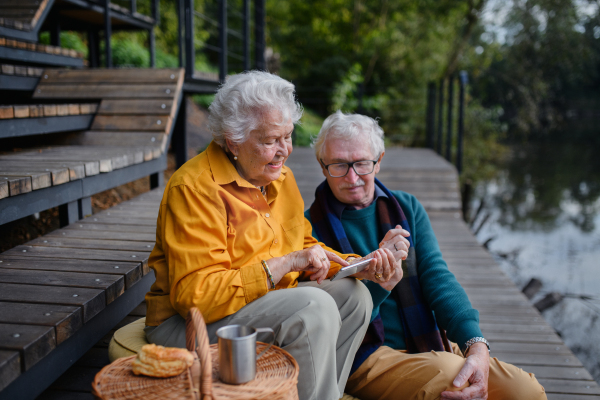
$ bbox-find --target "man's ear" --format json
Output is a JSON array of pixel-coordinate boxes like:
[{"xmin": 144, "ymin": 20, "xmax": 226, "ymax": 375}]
[
  {"xmin": 374, "ymin": 151, "xmax": 384, "ymax": 174},
  {"xmin": 225, "ymin": 138, "xmax": 239, "ymax": 158}
]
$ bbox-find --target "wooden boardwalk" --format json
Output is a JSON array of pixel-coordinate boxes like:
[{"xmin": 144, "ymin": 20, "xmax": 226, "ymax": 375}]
[{"xmin": 33, "ymin": 147, "xmax": 600, "ymax": 399}]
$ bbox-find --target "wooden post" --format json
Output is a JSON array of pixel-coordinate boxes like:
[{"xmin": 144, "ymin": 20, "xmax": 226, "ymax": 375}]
[
  {"xmin": 425, "ymin": 81, "xmax": 436, "ymax": 149},
  {"xmin": 50, "ymin": 20, "xmax": 60, "ymax": 47},
  {"xmin": 173, "ymin": 96, "xmax": 188, "ymax": 169},
  {"xmin": 457, "ymin": 71, "xmax": 467, "ymax": 174},
  {"xmin": 436, "ymin": 78, "xmax": 444, "ymax": 155},
  {"xmin": 59, "ymin": 201, "xmax": 79, "ymax": 227},
  {"xmin": 254, "ymin": 0, "xmax": 266, "ymax": 70},
  {"xmin": 130, "ymin": 0, "xmax": 137, "ymax": 14},
  {"xmin": 219, "ymin": 0, "xmax": 228, "ymax": 82},
  {"xmin": 243, "ymin": 0, "xmax": 250, "ymax": 71},
  {"xmin": 178, "ymin": 0, "xmax": 185, "ymax": 68},
  {"xmin": 445, "ymin": 74, "xmax": 454, "ymax": 162},
  {"xmin": 104, "ymin": 0, "xmax": 112, "ymax": 68},
  {"xmin": 149, "ymin": 0, "xmax": 158, "ymax": 68},
  {"xmin": 88, "ymin": 29, "xmax": 100, "ymax": 68},
  {"xmin": 184, "ymin": 0, "xmax": 194, "ymax": 78}
]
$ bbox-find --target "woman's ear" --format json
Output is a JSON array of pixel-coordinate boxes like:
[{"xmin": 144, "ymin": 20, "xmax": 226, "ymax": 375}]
[{"xmin": 225, "ymin": 138, "xmax": 239, "ymax": 158}]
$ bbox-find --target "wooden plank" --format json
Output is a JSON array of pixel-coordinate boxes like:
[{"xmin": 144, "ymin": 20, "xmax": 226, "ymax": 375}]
[
  {"xmin": 63, "ymin": 223, "xmax": 157, "ymax": 234},
  {"xmin": 0, "ymin": 175, "xmax": 32, "ymax": 196},
  {"xmin": 3, "ymin": 246, "xmax": 151, "ymax": 273},
  {"xmin": 91, "ymin": 115, "xmax": 170, "ymax": 132},
  {"xmin": 28, "ymin": 236, "xmax": 155, "ymax": 253},
  {"xmin": 490, "ymin": 342, "xmax": 572, "ymax": 355},
  {"xmin": 40, "ymin": 69, "xmax": 182, "ymax": 84},
  {"xmin": 493, "ymin": 352, "xmax": 583, "ymax": 367},
  {"xmin": 0, "ymin": 350, "xmax": 20, "ymax": 392},
  {"xmin": 0, "ymin": 179, "xmax": 8, "ymax": 199},
  {"xmin": 0, "ymin": 283, "xmax": 104, "ymax": 323},
  {"xmin": 523, "ymin": 365, "xmax": 594, "ymax": 381},
  {"xmin": 0, "ymin": 154, "xmax": 100, "ymax": 176},
  {"xmin": 538, "ymin": 379, "xmax": 600, "ymax": 395},
  {"xmin": 98, "ymin": 99, "xmax": 173, "ymax": 115},
  {"xmin": 13, "ymin": 105, "xmax": 29, "ymax": 118},
  {"xmin": 80, "ymin": 216, "xmax": 156, "ymax": 226},
  {"xmin": 0, "ymin": 164, "xmax": 69, "ymax": 186},
  {"xmin": 0, "ymin": 302, "xmax": 81, "ymax": 345},
  {"xmin": 0, "ymin": 151, "xmax": 112, "ymax": 173},
  {"xmin": 0, "ymin": 323, "xmax": 55, "ymax": 371},
  {"xmin": 0, "ymin": 170, "xmax": 50, "ymax": 190},
  {"xmin": 0, "ymin": 269, "xmax": 124, "ymax": 305},
  {"xmin": 34, "ymin": 84, "xmax": 178, "ymax": 99},
  {"xmin": 73, "ymin": 131, "xmax": 167, "ymax": 152},
  {"xmin": 45, "ymin": 228, "xmax": 156, "ymax": 242},
  {"xmin": 0, "ymin": 106, "xmax": 14, "ymax": 119},
  {"xmin": 0, "ymin": 256, "xmax": 142, "ymax": 289},
  {"xmin": 0, "ymin": 160, "xmax": 86, "ymax": 181}
]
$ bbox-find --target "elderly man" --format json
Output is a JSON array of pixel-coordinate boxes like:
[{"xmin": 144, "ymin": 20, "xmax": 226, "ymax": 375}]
[{"xmin": 304, "ymin": 111, "xmax": 547, "ymax": 400}]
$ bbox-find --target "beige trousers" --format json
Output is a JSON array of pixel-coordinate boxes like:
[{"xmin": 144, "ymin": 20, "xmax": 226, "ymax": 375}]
[
  {"xmin": 145, "ymin": 278, "xmax": 373, "ymax": 400},
  {"xmin": 346, "ymin": 343, "xmax": 547, "ymax": 400}
]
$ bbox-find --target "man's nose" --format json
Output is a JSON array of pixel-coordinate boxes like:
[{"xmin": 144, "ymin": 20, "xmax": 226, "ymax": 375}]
[{"xmin": 345, "ymin": 166, "xmax": 360, "ymax": 183}]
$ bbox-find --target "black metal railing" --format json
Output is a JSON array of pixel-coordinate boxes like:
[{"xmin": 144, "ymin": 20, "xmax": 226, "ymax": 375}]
[
  {"xmin": 178, "ymin": 0, "xmax": 265, "ymax": 83},
  {"xmin": 425, "ymin": 71, "xmax": 468, "ymax": 174}
]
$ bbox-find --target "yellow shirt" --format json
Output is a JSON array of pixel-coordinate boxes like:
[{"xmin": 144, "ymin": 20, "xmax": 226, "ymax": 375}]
[{"xmin": 145, "ymin": 141, "xmax": 352, "ymax": 326}]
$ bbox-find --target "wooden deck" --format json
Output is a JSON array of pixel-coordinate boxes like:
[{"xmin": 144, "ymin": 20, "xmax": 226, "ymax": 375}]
[{"xmin": 31, "ymin": 146, "xmax": 600, "ymax": 399}]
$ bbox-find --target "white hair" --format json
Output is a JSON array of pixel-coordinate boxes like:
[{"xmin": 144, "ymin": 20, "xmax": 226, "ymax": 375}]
[
  {"xmin": 208, "ymin": 71, "xmax": 303, "ymax": 149},
  {"xmin": 312, "ymin": 111, "xmax": 385, "ymax": 160}
]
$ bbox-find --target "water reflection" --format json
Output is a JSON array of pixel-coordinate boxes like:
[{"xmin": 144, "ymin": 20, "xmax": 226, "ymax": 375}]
[{"xmin": 472, "ymin": 142, "xmax": 600, "ymax": 383}]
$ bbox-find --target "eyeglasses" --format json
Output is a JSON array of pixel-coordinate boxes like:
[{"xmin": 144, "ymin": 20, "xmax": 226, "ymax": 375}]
[{"xmin": 320, "ymin": 158, "xmax": 379, "ymax": 178}]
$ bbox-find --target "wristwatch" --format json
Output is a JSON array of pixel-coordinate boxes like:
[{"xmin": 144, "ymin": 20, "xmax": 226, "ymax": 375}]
[{"xmin": 463, "ymin": 337, "xmax": 490, "ymax": 355}]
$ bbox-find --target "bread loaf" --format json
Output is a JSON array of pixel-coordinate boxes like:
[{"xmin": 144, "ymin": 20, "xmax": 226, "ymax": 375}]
[{"xmin": 132, "ymin": 344, "xmax": 194, "ymax": 378}]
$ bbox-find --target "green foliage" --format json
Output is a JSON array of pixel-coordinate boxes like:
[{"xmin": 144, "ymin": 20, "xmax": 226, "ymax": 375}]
[
  {"xmin": 267, "ymin": 0, "xmax": 476, "ymax": 144},
  {"xmin": 470, "ymin": 0, "xmax": 600, "ymax": 139},
  {"xmin": 192, "ymin": 94, "xmax": 216, "ymax": 109},
  {"xmin": 294, "ymin": 107, "xmax": 324, "ymax": 147},
  {"xmin": 112, "ymin": 33, "xmax": 150, "ymax": 67},
  {"xmin": 461, "ymin": 100, "xmax": 508, "ymax": 184},
  {"xmin": 39, "ymin": 31, "xmax": 87, "ymax": 57}
]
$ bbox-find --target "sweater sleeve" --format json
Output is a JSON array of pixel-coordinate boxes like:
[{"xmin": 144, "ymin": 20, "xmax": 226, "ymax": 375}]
[{"xmin": 408, "ymin": 194, "xmax": 483, "ymax": 349}]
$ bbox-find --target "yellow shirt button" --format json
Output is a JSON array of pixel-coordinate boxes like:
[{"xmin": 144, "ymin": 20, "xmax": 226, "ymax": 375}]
[
  {"xmin": 265, "ymin": 213, "xmax": 270, "ymax": 218},
  {"xmin": 274, "ymin": 239, "xmax": 278, "ymax": 244}
]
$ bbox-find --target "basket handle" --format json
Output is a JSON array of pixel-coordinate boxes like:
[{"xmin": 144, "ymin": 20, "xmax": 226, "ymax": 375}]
[{"xmin": 186, "ymin": 308, "xmax": 213, "ymax": 400}]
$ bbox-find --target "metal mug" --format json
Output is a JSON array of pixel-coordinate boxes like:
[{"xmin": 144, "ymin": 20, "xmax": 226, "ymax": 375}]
[{"xmin": 216, "ymin": 324, "xmax": 275, "ymax": 384}]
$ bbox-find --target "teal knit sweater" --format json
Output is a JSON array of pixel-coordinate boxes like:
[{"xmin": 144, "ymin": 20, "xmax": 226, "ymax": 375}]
[{"xmin": 305, "ymin": 190, "xmax": 482, "ymax": 350}]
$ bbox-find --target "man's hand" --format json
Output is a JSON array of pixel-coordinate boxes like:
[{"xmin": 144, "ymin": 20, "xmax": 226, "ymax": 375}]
[
  {"xmin": 379, "ymin": 225, "xmax": 410, "ymax": 262},
  {"xmin": 441, "ymin": 342, "xmax": 490, "ymax": 400}
]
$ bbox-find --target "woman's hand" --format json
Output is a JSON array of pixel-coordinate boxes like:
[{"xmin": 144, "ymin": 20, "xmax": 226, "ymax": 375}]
[
  {"xmin": 379, "ymin": 225, "xmax": 410, "ymax": 262},
  {"xmin": 267, "ymin": 245, "xmax": 349, "ymax": 285},
  {"xmin": 351, "ymin": 248, "xmax": 402, "ymax": 290}
]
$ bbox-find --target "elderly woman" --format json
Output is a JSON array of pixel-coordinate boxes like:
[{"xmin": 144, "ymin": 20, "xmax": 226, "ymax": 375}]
[{"xmin": 144, "ymin": 71, "xmax": 399, "ymax": 400}]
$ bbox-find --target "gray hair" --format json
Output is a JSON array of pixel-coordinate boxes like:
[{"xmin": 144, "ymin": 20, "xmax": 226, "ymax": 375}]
[
  {"xmin": 312, "ymin": 111, "xmax": 385, "ymax": 160},
  {"xmin": 208, "ymin": 71, "xmax": 303, "ymax": 149}
]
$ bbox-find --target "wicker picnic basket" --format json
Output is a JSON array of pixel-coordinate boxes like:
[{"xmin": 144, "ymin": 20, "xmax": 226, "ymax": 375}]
[{"xmin": 92, "ymin": 307, "xmax": 299, "ymax": 400}]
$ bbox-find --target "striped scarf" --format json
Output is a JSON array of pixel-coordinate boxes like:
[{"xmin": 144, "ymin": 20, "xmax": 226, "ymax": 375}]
[{"xmin": 309, "ymin": 178, "xmax": 450, "ymax": 373}]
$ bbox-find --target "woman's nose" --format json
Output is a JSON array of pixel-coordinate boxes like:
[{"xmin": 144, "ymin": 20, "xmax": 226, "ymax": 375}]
[{"xmin": 277, "ymin": 139, "xmax": 290, "ymax": 157}]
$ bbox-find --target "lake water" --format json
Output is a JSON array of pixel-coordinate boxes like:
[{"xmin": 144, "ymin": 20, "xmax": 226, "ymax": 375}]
[{"xmin": 471, "ymin": 142, "xmax": 600, "ymax": 382}]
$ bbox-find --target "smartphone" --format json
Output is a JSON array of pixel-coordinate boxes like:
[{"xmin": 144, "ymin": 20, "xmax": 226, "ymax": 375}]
[{"xmin": 329, "ymin": 258, "xmax": 374, "ymax": 282}]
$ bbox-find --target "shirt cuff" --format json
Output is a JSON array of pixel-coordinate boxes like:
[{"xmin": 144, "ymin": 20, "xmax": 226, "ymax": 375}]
[{"xmin": 240, "ymin": 262, "xmax": 269, "ymax": 304}]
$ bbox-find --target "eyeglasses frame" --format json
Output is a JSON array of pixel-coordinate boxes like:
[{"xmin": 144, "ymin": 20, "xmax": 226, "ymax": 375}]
[{"xmin": 320, "ymin": 156, "xmax": 381, "ymax": 178}]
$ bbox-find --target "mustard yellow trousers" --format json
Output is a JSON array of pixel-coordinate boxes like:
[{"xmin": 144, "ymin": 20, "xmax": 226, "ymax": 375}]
[{"xmin": 346, "ymin": 344, "xmax": 547, "ymax": 400}]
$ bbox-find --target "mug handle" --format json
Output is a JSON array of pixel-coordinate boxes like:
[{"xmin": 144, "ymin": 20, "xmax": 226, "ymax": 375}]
[{"xmin": 255, "ymin": 327, "xmax": 275, "ymax": 360}]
